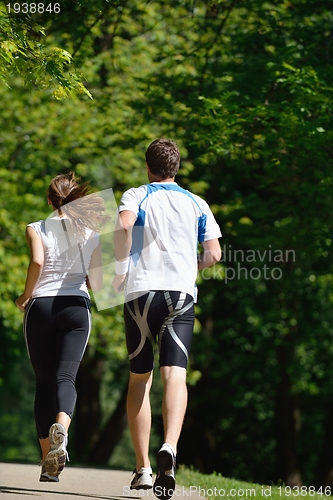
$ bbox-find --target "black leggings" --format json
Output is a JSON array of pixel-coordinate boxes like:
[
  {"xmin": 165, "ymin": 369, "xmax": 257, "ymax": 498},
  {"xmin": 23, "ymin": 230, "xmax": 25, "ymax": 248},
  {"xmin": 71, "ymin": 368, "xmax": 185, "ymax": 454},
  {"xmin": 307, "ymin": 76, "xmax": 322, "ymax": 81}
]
[{"xmin": 24, "ymin": 296, "xmax": 91, "ymax": 439}]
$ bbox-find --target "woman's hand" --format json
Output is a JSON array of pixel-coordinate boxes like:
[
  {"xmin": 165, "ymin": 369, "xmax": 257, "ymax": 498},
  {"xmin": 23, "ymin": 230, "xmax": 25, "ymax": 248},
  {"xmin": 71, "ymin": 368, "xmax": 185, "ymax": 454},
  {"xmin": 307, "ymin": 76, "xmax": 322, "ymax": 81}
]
[{"xmin": 15, "ymin": 294, "xmax": 31, "ymax": 311}]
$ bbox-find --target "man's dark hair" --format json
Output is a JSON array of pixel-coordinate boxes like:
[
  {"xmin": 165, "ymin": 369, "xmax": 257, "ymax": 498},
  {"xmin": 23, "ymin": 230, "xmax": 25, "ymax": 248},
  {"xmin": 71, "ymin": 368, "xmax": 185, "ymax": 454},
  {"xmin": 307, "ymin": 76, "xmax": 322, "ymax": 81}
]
[{"xmin": 145, "ymin": 138, "xmax": 180, "ymax": 179}]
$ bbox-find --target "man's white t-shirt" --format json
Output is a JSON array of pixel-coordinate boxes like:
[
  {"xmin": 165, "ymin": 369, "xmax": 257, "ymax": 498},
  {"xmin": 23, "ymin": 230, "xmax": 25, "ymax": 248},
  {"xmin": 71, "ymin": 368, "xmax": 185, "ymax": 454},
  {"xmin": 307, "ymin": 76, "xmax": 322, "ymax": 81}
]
[
  {"xmin": 28, "ymin": 216, "xmax": 99, "ymax": 298},
  {"xmin": 119, "ymin": 182, "xmax": 222, "ymax": 299}
]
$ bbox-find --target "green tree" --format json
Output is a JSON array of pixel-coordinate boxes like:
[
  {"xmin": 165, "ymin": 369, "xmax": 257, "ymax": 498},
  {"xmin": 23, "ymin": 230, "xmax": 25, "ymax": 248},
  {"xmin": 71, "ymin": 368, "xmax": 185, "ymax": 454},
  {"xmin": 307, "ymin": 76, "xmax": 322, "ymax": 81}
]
[
  {"xmin": 125, "ymin": 0, "xmax": 333, "ymax": 486},
  {"xmin": 0, "ymin": 1, "xmax": 96, "ymax": 98},
  {"xmin": 2, "ymin": 0, "xmax": 333, "ymax": 488}
]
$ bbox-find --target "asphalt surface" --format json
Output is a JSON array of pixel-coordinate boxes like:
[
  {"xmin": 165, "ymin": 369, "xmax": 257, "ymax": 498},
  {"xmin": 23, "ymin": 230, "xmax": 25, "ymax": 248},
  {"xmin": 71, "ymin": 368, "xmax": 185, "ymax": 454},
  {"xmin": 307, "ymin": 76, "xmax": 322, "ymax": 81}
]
[{"xmin": 0, "ymin": 463, "xmax": 206, "ymax": 500}]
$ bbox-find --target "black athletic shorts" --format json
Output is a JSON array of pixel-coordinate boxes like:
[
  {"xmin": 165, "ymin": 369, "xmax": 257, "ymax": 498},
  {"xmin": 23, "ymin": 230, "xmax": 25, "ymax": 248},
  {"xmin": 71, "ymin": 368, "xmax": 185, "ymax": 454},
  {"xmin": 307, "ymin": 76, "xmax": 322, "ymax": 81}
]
[{"xmin": 124, "ymin": 290, "xmax": 195, "ymax": 374}]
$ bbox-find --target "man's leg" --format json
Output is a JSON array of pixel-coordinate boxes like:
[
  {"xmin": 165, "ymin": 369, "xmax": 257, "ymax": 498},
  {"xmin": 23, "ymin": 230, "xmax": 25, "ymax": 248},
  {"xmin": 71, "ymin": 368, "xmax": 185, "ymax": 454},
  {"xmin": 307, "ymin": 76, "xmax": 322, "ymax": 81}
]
[
  {"xmin": 154, "ymin": 292, "xmax": 194, "ymax": 499},
  {"xmin": 127, "ymin": 370, "xmax": 153, "ymax": 471},
  {"xmin": 153, "ymin": 366, "xmax": 187, "ymax": 499},
  {"xmin": 160, "ymin": 365, "xmax": 187, "ymax": 454}
]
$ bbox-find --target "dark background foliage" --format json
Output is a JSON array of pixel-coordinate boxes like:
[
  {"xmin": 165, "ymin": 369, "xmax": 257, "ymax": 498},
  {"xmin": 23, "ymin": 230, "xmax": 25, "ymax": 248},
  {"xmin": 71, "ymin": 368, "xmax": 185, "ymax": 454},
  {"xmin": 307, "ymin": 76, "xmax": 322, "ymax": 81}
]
[{"xmin": 1, "ymin": 0, "xmax": 333, "ymax": 488}]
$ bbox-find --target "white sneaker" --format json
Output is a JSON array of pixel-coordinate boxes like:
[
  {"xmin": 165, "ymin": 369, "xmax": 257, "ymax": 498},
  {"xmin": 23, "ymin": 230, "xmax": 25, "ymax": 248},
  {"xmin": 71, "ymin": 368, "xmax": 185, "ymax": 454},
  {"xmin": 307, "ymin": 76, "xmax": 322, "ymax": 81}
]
[
  {"xmin": 44, "ymin": 423, "xmax": 68, "ymax": 478},
  {"xmin": 130, "ymin": 467, "xmax": 153, "ymax": 490},
  {"xmin": 153, "ymin": 443, "xmax": 176, "ymax": 500},
  {"xmin": 39, "ymin": 463, "xmax": 59, "ymax": 482}
]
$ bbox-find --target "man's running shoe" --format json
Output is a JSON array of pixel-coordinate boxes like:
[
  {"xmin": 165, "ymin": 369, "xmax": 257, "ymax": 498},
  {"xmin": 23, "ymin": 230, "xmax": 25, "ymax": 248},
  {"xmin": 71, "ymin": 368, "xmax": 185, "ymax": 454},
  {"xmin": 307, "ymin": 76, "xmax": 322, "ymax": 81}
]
[
  {"xmin": 153, "ymin": 443, "xmax": 176, "ymax": 500},
  {"xmin": 130, "ymin": 467, "xmax": 153, "ymax": 490},
  {"xmin": 44, "ymin": 423, "xmax": 68, "ymax": 478},
  {"xmin": 39, "ymin": 463, "xmax": 59, "ymax": 482}
]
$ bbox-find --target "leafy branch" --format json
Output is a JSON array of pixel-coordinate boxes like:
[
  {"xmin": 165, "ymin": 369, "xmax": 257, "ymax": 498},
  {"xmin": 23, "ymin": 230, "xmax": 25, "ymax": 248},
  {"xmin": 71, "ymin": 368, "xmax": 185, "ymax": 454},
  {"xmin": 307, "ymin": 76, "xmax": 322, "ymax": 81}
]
[{"xmin": 0, "ymin": 4, "xmax": 92, "ymax": 99}]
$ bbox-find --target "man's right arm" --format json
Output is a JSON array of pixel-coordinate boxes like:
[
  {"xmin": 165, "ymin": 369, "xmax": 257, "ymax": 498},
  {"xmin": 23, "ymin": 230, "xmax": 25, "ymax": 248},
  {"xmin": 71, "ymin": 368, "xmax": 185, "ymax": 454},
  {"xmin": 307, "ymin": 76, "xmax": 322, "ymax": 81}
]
[
  {"xmin": 114, "ymin": 210, "xmax": 137, "ymax": 260},
  {"xmin": 112, "ymin": 210, "xmax": 137, "ymax": 292}
]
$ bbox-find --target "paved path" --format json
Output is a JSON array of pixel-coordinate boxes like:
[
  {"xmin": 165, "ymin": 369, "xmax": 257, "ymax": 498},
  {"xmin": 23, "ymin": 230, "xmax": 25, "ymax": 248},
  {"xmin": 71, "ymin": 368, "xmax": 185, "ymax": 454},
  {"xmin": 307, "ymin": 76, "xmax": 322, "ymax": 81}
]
[{"xmin": 0, "ymin": 463, "xmax": 205, "ymax": 500}]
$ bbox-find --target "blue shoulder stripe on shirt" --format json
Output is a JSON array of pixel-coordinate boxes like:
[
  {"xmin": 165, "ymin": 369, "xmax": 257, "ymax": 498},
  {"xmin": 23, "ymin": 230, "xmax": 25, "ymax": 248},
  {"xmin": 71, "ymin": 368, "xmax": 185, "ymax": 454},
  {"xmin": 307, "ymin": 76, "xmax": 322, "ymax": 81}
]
[{"xmin": 142, "ymin": 183, "xmax": 202, "ymax": 210}]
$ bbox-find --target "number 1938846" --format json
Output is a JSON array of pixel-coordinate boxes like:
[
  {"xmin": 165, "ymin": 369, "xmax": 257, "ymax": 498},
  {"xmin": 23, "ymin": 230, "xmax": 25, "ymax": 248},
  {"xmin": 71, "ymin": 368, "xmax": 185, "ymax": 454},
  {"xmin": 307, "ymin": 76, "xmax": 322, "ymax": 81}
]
[{"xmin": 6, "ymin": 3, "xmax": 60, "ymax": 14}]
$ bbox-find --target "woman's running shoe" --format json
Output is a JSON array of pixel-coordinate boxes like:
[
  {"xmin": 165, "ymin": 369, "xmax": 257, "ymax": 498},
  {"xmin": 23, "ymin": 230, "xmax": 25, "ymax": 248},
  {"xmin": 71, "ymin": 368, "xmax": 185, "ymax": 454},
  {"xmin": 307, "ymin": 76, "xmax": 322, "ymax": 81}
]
[
  {"xmin": 44, "ymin": 423, "xmax": 68, "ymax": 478},
  {"xmin": 39, "ymin": 462, "xmax": 59, "ymax": 482}
]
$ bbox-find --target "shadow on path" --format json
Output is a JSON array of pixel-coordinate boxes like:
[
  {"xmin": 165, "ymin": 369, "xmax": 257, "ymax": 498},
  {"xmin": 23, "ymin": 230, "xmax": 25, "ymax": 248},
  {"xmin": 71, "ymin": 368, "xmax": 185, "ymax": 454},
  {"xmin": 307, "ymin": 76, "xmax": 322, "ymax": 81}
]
[{"xmin": 0, "ymin": 485, "xmax": 140, "ymax": 499}]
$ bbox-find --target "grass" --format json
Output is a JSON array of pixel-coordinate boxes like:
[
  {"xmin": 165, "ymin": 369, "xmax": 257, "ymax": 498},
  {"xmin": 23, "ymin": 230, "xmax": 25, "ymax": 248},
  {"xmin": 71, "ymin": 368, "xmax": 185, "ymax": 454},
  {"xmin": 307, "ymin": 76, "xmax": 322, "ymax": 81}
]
[{"xmin": 176, "ymin": 466, "xmax": 332, "ymax": 500}]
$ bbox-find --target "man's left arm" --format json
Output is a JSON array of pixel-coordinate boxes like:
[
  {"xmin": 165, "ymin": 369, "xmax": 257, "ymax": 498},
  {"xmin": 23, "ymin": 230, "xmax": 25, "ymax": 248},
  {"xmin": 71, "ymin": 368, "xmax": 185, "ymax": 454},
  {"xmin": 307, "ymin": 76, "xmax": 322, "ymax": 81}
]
[{"xmin": 198, "ymin": 238, "xmax": 222, "ymax": 270}]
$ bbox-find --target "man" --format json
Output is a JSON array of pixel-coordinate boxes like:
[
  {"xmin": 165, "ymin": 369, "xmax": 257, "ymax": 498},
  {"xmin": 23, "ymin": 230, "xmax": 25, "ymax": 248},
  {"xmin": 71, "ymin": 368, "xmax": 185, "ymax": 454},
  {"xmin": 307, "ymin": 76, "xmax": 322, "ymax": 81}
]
[{"xmin": 113, "ymin": 138, "xmax": 221, "ymax": 500}]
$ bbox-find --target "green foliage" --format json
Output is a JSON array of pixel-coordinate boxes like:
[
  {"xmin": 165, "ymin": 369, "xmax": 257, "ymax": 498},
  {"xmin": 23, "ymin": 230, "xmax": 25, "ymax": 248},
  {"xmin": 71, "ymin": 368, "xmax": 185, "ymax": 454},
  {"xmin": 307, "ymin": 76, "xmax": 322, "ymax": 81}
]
[
  {"xmin": 0, "ymin": 2, "xmax": 93, "ymax": 98},
  {"xmin": 177, "ymin": 467, "xmax": 333, "ymax": 500},
  {"xmin": 2, "ymin": 0, "xmax": 333, "ymax": 487}
]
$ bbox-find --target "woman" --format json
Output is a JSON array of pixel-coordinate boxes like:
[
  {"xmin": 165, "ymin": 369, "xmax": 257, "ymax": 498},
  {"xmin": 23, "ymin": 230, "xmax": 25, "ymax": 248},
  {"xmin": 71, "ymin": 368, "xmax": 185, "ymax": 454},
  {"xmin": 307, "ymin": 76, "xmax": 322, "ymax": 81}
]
[{"xmin": 16, "ymin": 172, "xmax": 108, "ymax": 482}]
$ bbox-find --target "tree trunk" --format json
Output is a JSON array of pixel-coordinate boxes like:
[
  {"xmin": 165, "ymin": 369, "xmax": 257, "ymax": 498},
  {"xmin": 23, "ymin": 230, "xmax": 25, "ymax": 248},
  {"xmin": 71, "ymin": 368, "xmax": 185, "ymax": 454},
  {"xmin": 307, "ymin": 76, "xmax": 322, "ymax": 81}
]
[
  {"xmin": 315, "ymin": 401, "xmax": 333, "ymax": 488},
  {"xmin": 74, "ymin": 349, "xmax": 105, "ymax": 462},
  {"xmin": 275, "ymin": 344, "xmax": 302, "ymax": 486},
  {"xmin": 88, "ymin": 380, "xmax": 128, "ymax": 464}
]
